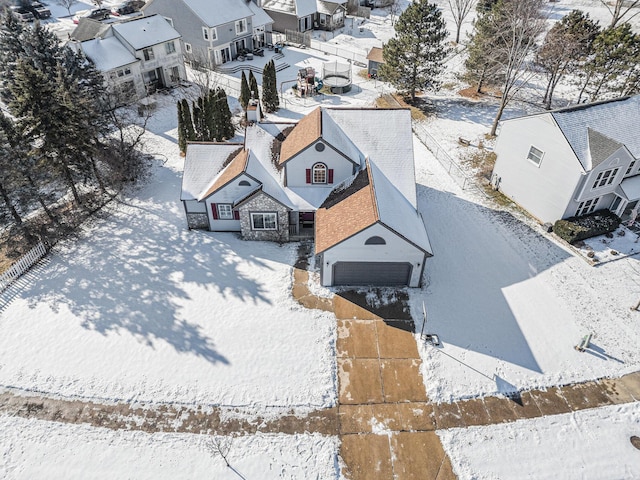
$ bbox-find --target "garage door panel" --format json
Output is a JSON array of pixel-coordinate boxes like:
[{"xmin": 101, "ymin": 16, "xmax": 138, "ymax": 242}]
[{"xmin": 333, "ymin": 262, "xmax": 412, "ymax": 286}]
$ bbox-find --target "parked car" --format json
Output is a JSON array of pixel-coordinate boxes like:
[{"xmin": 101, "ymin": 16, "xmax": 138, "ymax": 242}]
[
  {"xmin": 73, "ymin": 8, "xmax": 111, "ymax": 24},
  {"xmin": 9, "ymin": 6, "xmax": 35, "ymax": 22},
  {"xmin": 111, "ymin": 0, "xmax": 145, "ymax": 15},
  {"xmin": 26, "ymin": 1, "xmax": 51, "ymax": 19}
]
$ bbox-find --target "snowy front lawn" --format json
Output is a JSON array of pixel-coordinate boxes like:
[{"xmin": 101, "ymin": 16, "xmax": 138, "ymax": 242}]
[
  {"xmin": 411, "ymin": 138, "xmax": 640, "ymax": 402},
  {"xmin": 438, "ymin": 402, "xmax": 640, "ymax": 479},
  {"xmin": 0, "ymin": 95, "xmax": 336, "ymax": 418},
  {"xmin": 0, "ymin": 416, "xmax": 338, "ymax": 480}
]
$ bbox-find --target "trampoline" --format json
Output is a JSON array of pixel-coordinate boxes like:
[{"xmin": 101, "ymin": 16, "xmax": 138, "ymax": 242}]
[{"xmin": 322, "ymin": 62, "xmax": 352, "ymax": 94}]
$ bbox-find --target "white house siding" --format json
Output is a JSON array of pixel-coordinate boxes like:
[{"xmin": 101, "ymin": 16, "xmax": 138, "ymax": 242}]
[
  {"xmin": 285, "ymin": 141, "xmax": 356, "ymax": 188},
  {"xmin": 184, "ymin": 200, "xmax": 207, "ymax": 213},
  {"xmin": 493, "ymin": 114, "xmax": 584, "ymax": 224},
  {"xmin": 203, "ymin": 174, "xmax": 259, "ymax": 231},
  {"xmin": 238, "ymin": 192, "xmax": 290, "ymax": 241},
  {"xmin": 320, "ymin": 223, "xmax": 425, "ymax": 287},
  {"xmin": 563, "ymin": 147, "xmax": 635, "ymax": 218}
]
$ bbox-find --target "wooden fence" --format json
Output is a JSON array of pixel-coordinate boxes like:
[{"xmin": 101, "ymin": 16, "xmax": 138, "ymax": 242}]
[{"xmin": 0, "ymin": 241, "xmax": 47, "ymax": 293}]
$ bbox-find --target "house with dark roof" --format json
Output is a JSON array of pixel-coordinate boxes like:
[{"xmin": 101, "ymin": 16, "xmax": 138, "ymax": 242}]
[
  {"xmin": 259, "ymin": 0, "xmax": 346, "ymax": 32},
  {"xmin": 180, "ymin": 107, "xmax": 432, "ymax": 287},
  {"xmin": 492, "ymin": 95, "xmax": 640, "ymax": 224}
]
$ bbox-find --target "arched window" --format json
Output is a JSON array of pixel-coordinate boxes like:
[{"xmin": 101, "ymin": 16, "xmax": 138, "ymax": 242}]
[
  {"xmin": 312, "ymin": 163, "xmax": 327, "ymax": 184},
  {"xmin": 365, "ymin": 236, "xmax": 386, "ymax": 245},
  {"xmin": 239, "ymin": 180, "xmax": 250, "ymax": 186}
]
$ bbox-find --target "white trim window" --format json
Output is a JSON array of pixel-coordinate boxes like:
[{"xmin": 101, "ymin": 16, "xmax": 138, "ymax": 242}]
[
  {"xmin": 165, "ymin": 41, "xmax": 176, "ymax": 54},
  {"xmin": 251, "ymin": 212, "xmax": 277, "ymax": 230},
  {"xmin": 202, "ymin": 26, "xmax": 209, "ymax": 40},
  {"xmin": 217, "ymin": 204, "xmax": 233, "ymax": 219},
  {"xmin": 184, "ymin": 43, "xmax": 192, "ymax": 53},
  {"xmin": 526, "ymin": 146, "xmax": 544, "ymax": 166},
  {"xmin": 235, "ymin": 18, "xmax": 247, "ymax": 35},
  {"xmin": 576, "ymin": 197, "xmax": 600, "ymax": 216},
  {"xmin": 312, "ymin": 163, "xmax": 327, "ymax": 184},
  {"xmin": 142, "ymin": 47, "xmax": 154, "ymax": 61},
  {"xmin": 592, "ymin": 168, "xmax": 619, "ymax": 189},
  {"xmin": 626, "ymin": 161, "xmax": 636, "ymax": 176}
]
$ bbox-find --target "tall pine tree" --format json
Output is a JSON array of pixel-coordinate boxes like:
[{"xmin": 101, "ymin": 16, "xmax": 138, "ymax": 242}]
[
  {"xmin": 177, "ymin": 100, "xmax": 187, "ymax": 154},
  {"xmin": 239, "ymin": 71, "xmax": 250, "ymax": 110},
  {"xmin": 216, "ymin": 88, "xmax": 235, "ymax": 140},
  {"xmin": 262, "ymin": 60, "xmax": 279, "ymax": 113},
  {"xmin": 379, "ymin": 0, "xmax": 449, "ymax": 101},
  {"xmin": 181, "ymin": 98, "xmax": 196, "ymax": 141}
]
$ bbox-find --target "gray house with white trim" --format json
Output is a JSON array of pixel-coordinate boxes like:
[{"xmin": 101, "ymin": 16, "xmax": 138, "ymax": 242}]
[
  {"xmin": 143, "ymin": 0, "xmax": 273, "ymax": 66},
  {"xmin": 492, "ymin": 96, "xmax": 640, "ymax": 225}
]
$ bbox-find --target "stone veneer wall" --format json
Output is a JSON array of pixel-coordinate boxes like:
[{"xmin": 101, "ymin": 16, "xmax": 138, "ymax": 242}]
[
  {"xmin": 238, "ymin": 192, "xmax": 290, "ymax": 242},
  {"xmin": 186, "ymin": 213, "xmax": 209, "ymax": 230}
]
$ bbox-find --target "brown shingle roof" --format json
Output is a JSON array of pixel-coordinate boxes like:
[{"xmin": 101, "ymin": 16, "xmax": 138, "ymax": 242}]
[
  {"xmin": 315, "ymin": 168, "xmax": 378, "ymax": 254},
  {"xmin": 199, "ymin": 148, "xmax": 248, "ymax": 199},
  {"xmin": 366, "ymin": 46, "xmax": 384, "ymax": 64},
  {"xmin": 279, "ymin": 107, "xmax": 322, "ymax": 165}
]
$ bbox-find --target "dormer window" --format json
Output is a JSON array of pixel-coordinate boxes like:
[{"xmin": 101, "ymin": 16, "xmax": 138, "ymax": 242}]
[{"xmin": 312, "ymin": 163, "xmax": 327, "ymax": 184}]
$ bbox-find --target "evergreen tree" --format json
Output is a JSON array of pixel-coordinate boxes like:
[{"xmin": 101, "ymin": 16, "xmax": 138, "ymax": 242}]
[
  {"xmin": 537, "ymin": 10, "xmax": 600, "ymax": 109},
  {"xmin": 262, "ymin": 60, "xmax": 279, "ymax": 113},
  {"xmin": 216, "ymin": 88, "xmax": 235, "ymax": 140},
  {"xmin": 192, "ymin": 99, "xmax": 204, "ymax": 141},
  {"xmin": 239, "ymin": 71, "xmax": 250, "ymax": 110},
  {"xmin": 248, "ymin": 70, "xmax": 259, "ymax": 103},
  {"xmin": 379, "ymin": 0, "xmax": 449, "ymax": 101},
  {"xmin": 177, "ymin": 100, "xmax": 187, "ymax": 154},
  {"xmin": 181, "ymin": 98, "xmax": 196, "ymax": 141},
  {"xmin": 464, "ymin": 4, "xmax": 504, "ymax": 93},
  {"xmin": 578, "ymin": 23, "xmax": 640, "ymax": 102},
  {"xmin": 204, "ymin": 89, "xmax": 216, "ymax": 141}
]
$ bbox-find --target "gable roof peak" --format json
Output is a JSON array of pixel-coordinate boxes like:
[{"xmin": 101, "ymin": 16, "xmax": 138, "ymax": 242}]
[{"xmin": 587, "ymin": 128, "xmax": 623, "ymax": 169}]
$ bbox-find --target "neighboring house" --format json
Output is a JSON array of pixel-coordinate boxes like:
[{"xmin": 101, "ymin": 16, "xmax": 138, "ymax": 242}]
[
  {"xmin": 143, "ymin": 0, "xmax": 273, "ymax": 66},
  {"xmin": 492, "ymin": 95, "xmax": 640, "ymax": 225},
  {"xmin": 366, "ymin": 46, "xmax": 384, "ymax": 77},
  {"xmin": 181, "ymin": 107, "xmax": 433, "ymax": 287},
  {"xmin": 259, "ymin": 0, "xmax": 346, "ymax": 32},
  {"xmin": 72, "ymin": 14, "xmax": 185, "ymax": 101},
  {"xmin": 70, "ymin": 18, "xmax": 110, "ymax": 42},
  {"xmin": 316, "ymin": 1, "xmax": 346, "ymax": 31},
  {"xmin": 261, "ymin": 0, "xmax": 316, "ymax": 32}
]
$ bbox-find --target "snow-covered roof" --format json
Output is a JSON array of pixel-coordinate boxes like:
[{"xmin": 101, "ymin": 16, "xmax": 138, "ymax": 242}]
[
  {"xmin": 247, "ymin": 0, "xmax": 274, "ymax": 27},
  {"xmin": 323, "ymin": 108, "xmax": 417, "ymax": 207},
  {"xmin": 321, "ymin": 111, "xmax": 363, "ymax": 167},
  {"xmin": 316, "ymin": 1, "xmax": 343, "ymax": 15},
  {"xmin": 263, "ymin": 0, "xmax": 316, "ymax": 17},
  {"xmin": 368, "ymin": 159, "xmax": 432, "ymax": 256},
  {"xmin": 618, "ymin": 175, "xmax": 640, "ymax": 201},
  {"xmin": 550, "ymin": 96, "xmax": 640, "ymax": 171},
  {"xmin": 181, "ymin": 143, "xmax": 243, "ymax": 201},
  {"xmin": 112, "ymin": 14, "xmax": 180, "ymax": 51},
  {"xmin": 79, "ymin": 36, "xmax": 138, "ymax": 72},
  {"xmin": 182, "ymin": 0, "xmax": 253, "ymax": 26},
  {"xmin": 71, "ymin": 17, "xmax": 110, "ymax": 42}
]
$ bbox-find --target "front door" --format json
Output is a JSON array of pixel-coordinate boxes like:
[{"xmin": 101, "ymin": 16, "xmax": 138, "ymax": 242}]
[{"xmin": 622, "ymin": 199, "xmax": 639, "ymax": 221}]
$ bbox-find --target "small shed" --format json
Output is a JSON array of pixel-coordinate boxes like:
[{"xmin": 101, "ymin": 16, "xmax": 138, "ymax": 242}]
[{"xmin": 366, "ymin": 46, "xmax": 384, "ymax": 77}]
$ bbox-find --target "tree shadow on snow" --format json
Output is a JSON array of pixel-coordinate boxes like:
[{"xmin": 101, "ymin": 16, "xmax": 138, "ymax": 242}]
[
  {"xmin": 416, "ymin": 184, "xmax": 575, "ymax": 374},
  {"xmin": 7, "ymin": 162, "xmax": 281, "ymax": 365}
]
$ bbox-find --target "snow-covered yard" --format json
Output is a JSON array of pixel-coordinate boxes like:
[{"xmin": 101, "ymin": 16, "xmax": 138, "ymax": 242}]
[
  {"xmin": 0, "ymin": 415, "xmax": 338, "ymax": 479},
  {"xmin": 0, "ymin": 92, "xmax": 336, "ymax": 418},
  {"xmin": 438, "ymin": 402, "xmax": 640, "ymax": 479}
]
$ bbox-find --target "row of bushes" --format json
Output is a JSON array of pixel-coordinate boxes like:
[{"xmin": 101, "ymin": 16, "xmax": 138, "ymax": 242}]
[{"xmin": 553, "ymin": 209, "xmax": 621, "ymax": 244}]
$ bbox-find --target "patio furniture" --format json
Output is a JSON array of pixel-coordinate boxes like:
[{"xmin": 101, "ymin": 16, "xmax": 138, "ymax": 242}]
[{"xmin": 253, "ymin": 48, "xmax": 264, "ymax": 57}]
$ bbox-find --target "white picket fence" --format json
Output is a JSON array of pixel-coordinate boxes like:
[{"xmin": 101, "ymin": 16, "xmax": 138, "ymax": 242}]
[{"xmin": 0, "ymin": 241, "xmax": 47, "ymax": 292}]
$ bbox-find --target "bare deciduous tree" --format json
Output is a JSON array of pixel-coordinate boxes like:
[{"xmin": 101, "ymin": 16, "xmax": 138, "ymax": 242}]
[
  {"xmin": 598, "ymin": 0, "xmax": 640, "ymax": 28},
  {"xmin": 482, "ymin": 0, "xmax": 546, "ymax": 136},
  {"xmin": 57, "ymin": 0, "xmax": 78, "ymax": 16},
  {"xmin": 448, "ymin": 0, "xmax": 476, "ymax": 43}
]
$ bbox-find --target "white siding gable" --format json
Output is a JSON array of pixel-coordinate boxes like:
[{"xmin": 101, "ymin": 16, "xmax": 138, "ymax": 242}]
[
  {"xmin": 321, "ymin": 223, "xmax": 425, "ymax": 288},
  {"xmin": 493, "ymin": 114, "xmax": 585, "ymax": 224},
  {"xmin": 285, "ymin": 140, "xmax": 355, "ymax": 188}
]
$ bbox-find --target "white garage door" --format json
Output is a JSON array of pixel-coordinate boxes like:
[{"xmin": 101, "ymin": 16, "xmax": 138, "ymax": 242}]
[{"xmin": 332, "ymin": 262, "xmax": 412, "ymax": 286}]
